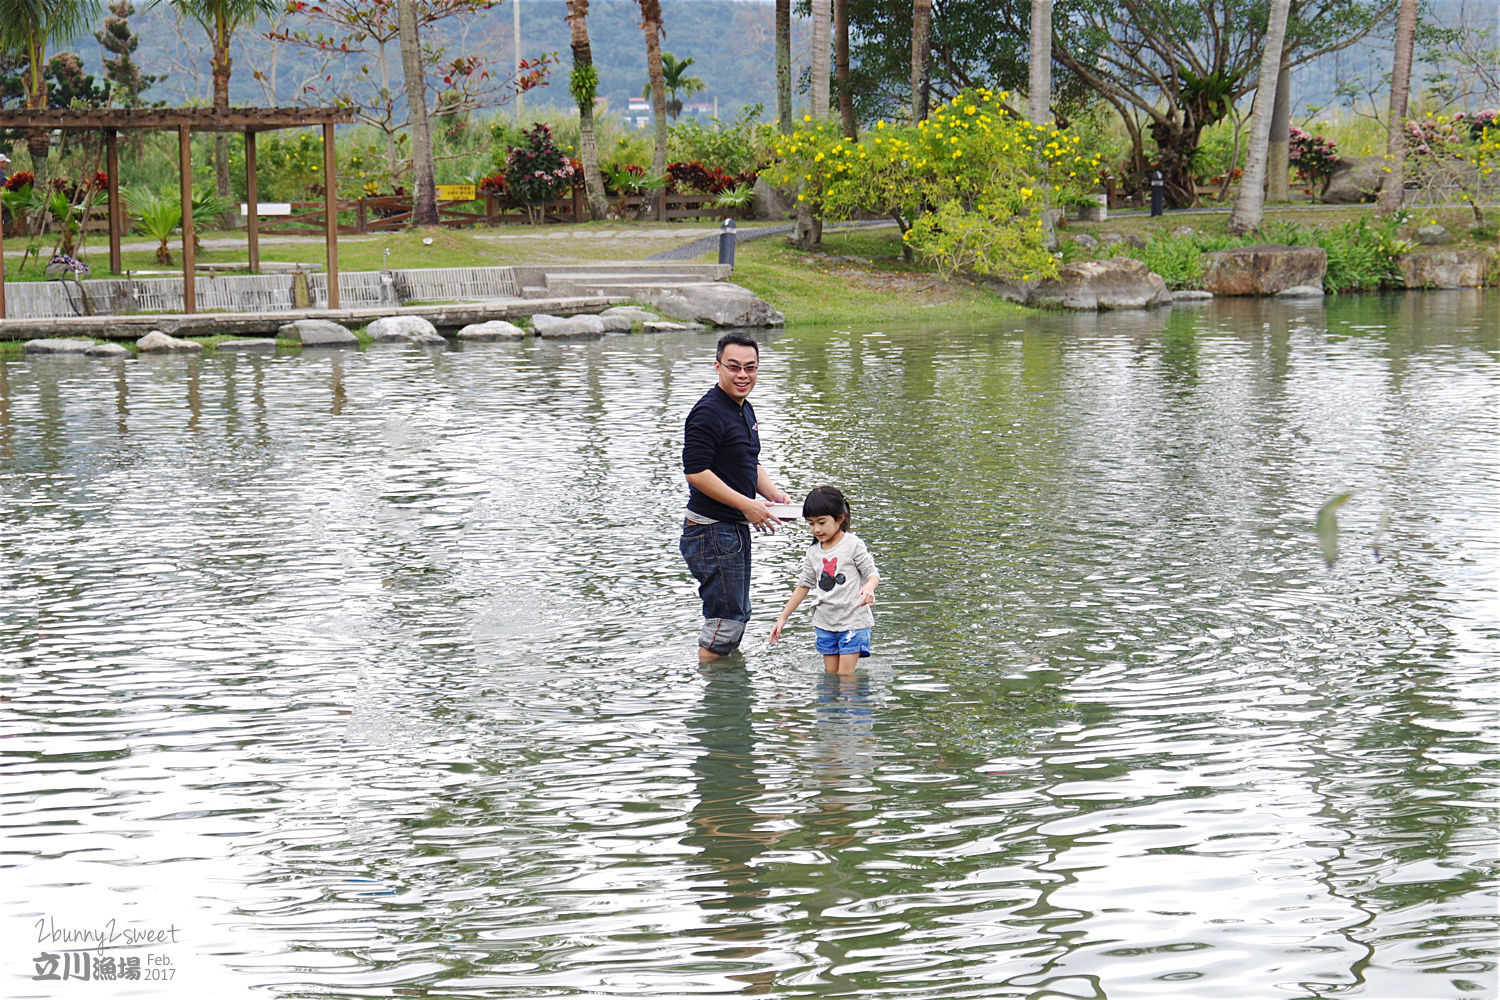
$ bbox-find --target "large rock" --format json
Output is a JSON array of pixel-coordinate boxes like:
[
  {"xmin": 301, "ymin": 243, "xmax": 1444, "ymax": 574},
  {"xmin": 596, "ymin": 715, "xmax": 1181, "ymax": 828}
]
[
  {"xmin": 1321, "ymin": 156, "xmax": 1385, "ymax": 203},
  {"xmin": 596, "ymin": 314, "xmax": 635, "ymax": 333},
  {"xmin": 751, "ymin": 177, "xmax": 797, "ymax": 220},
  {"xmin": 455, "ymin": 320, "xmax": 527, "ymax": 341},
  {"xmin": 601, "ymin": 305, "xmax": 660, "ymax": 324},
  {"xmin": 278, "ymin": 318, "xmax": 357, "ymax": 346},
  {"xmin": 85, "ymin": 342, "xmax": 131, "ymax": 358},
  {"xmin": 366, "ymin": 315, "xmax": 445, "ymax": 344},
  {"xmin": 137, "ymin": 330, "xmax": 203, "ymax": 353},
  {"xmin": 24, "ymin": 338, "xmax": 97, "ymax": 355},
  {"xmin": 639, "ymin": 282, "xmax": 785, "ymax": 327},
  {"xmin": 1398, "ymin": 249, "xmax": 1496, "ymax": 288},
  {"xmin": 1414, "ymin": 224, "xmax": 1452, "ymax": 245},
  {"xmin": 1199, "ymin": 244, "xmax": 1327, "ymax": 296},
  {"xmin": 531, "ymin": 313, "xmax": 606, "ymax": 338},
  {"xmin": 1029, "ymin": 258, "xmax": 1172, "ymax": 310}
]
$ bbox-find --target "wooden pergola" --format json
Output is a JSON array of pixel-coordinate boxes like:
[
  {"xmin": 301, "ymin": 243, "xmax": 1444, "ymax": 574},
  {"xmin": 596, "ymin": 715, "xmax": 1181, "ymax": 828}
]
[{"xmin": 0, "ymin": 106, "xmax": 357, "ymax": 320}]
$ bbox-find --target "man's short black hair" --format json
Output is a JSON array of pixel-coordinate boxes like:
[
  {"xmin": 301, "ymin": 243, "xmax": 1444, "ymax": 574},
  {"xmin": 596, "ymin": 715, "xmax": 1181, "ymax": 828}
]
[{"xmin": 716, "ymin": 332, "xmax": 760, "ymax": 360}]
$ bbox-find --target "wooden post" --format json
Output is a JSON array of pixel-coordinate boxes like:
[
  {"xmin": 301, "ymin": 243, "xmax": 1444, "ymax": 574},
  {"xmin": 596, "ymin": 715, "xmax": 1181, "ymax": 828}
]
[
  {"xmin": 107, "ymin": 129, "xmax": 122, "ymax": 276},
  {"xmin": 246, "ymin": 129, "xmax": 260, "ymax": 274},
  {"xmin": 179, "ymin": 124, "xmax": 196, "ymax": 314},
  {"xmin": 323, "ymin": 122, "xmax": 339, "ymax": 309},
  {"xmin": 1, "ymin": 197, "xmax": 7, "ymax": 320}
]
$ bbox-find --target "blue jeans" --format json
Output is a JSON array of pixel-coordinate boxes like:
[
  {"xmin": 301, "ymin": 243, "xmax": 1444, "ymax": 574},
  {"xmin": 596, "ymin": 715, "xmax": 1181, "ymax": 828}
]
[{"xmin": 681, "ymin": 519, "xmax": 752, "ymax": 654}]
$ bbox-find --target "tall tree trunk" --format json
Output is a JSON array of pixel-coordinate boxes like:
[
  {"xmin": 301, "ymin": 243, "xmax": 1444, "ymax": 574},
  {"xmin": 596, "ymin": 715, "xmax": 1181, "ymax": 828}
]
[
  {"xmin": 911, "ymin": 0, "xmax": 932, "ymax": 123},
  {"xmin": 1028, "ymin": 0, "xmax": 1051, "ymax": 124},
  {"xmin": 212, "ymin": 27, "xmax": 234, "ymax": 229},
  {"xmin": 1267, "ymin": 62, "xmax": 1291, "ymax": 201},
  {"xmin": 22, "ymin": 49, "xmax": 50, "ymax": 232},
  {"xmin": 397, "ymin": 0, "xmax": 439, "ymax": 226},
  {"xmin": 638, "ymin": 0, "xmax": 668, "ymax": 204},
  {"xmin": 835, "ymin": 0, "xmax": 855, "ymax": 138},
  {"xmin": 775, "ymin": 0, "xmax": 792, "ymax": 133},
  {"xmin": 1378, "ymin": 0, "xmax": 1419, "ymax": 214},
  {"xmin": 566, "ymin": 0, "xmax": 609, "ymax": 220},
  {"xmin": 1228, "ymin": 0, "xmax": 1291, "ymax": 234},
  {"xmin": 810, "ymin": 0, "xmax": 830, "ymax": 119}
]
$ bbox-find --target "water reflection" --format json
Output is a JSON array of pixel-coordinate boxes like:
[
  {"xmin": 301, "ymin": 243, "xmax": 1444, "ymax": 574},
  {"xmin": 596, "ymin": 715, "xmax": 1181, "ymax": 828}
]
[{"xmin": 1, "ymin": 293, "xmax": 1496, "ymax": 999}]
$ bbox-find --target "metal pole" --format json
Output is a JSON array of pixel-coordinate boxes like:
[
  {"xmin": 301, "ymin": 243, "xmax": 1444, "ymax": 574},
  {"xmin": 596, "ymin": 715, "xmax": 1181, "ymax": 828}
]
[
  {"xmin": 718, "ymin": 217, "xmax": 736, "ymax": 268},
  {"xmin": 180, "ymin": 124, "xmax": 196, "ymax": 314},
  {"xmin": 1150, "ymin": 169, "xmax": 1164, "ymax": 217}
]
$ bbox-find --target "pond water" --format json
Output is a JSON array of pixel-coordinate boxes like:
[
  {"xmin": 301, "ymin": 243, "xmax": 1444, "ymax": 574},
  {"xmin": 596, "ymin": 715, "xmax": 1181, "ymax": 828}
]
[{"xmin": 2, "ymin": 291, "xmax": 1497, "ymax": 1000}]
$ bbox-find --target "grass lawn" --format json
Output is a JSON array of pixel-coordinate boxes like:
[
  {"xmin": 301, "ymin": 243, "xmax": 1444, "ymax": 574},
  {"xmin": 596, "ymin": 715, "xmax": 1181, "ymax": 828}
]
[{"xmin": 0, "ymin": 221, "xmax": 722, "ymax": 280}]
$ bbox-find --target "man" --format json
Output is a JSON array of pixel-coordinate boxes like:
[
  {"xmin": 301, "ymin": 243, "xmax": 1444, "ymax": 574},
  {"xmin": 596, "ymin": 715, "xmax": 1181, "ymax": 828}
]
[
  {"xmin": 0, "ymin": 152, "xmax": 9, "ymax": 187},
  {"xmin": 681, "ymin": 332, "xmax": 791, "ymax": 663}
]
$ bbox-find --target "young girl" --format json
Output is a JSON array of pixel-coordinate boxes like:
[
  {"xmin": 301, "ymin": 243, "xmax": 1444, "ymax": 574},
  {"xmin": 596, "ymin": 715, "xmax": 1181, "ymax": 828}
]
[{"xmin": 769, "ymin": 486, "xmax": 880, "ymax": 674}]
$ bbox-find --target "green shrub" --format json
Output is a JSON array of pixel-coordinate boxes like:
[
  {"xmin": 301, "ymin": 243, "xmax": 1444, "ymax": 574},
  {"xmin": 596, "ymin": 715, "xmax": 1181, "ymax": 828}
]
[
  {"xmin": 667, "ymin": 105, "xmax": 776, "ymax": 175},
  {"xmin": 1316, "ymin": 216, "xmax": 1410, "ymax": 293}
]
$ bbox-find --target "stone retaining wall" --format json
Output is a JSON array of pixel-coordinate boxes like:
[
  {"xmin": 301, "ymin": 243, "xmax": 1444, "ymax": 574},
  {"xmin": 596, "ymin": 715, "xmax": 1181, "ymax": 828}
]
[{"xmin": 5, "ymin": 267, "xmax": 523, "ymax": 319}]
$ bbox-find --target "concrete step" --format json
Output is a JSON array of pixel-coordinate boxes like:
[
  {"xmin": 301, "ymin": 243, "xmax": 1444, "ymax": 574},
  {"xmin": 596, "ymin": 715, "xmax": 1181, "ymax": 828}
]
[{"xmin": 546, "ymin": 278, "xmax": 719, "ymax": 298}]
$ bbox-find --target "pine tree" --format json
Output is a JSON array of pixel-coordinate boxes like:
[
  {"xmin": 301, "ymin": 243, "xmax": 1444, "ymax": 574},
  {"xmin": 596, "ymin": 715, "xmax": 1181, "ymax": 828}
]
[{"xmin": 95, "ymin": 0, "xmax": 156, "ymax": 108}]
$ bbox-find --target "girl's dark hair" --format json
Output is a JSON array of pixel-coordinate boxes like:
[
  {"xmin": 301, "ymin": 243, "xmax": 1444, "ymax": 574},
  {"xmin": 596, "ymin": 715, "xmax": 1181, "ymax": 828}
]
[{"xmin": 802, "ymin": 485, "xmax": 851, "ymax": 532}]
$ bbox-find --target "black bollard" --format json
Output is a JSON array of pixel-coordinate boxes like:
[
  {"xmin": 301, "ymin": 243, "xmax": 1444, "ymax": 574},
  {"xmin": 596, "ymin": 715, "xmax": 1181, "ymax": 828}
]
[
  {"xmin": 1150, "ymin": 170, "xmax": 1164, "ymax": 217},
  {"xmin": 718, "ymin": 217, "xmax": 736, "ymax": 268}
]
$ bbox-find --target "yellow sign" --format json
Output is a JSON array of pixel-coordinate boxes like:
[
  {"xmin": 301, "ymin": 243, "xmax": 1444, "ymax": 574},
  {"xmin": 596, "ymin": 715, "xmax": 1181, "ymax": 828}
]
[{"xmin": 436, "ymin": 184, "xmax": 477, "ymax": 201}]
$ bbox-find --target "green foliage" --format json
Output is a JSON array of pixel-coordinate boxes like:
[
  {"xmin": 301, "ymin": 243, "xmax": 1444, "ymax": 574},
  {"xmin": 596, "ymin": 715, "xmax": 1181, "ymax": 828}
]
[
  {"xmin": 765, "ymin": 89, "xmax": 1097, "ymax": 282},
  {"xmin": 905, "ymin": 200, "xmax": 1055, "ymax": 282},
  {"xmin": 667, "ymin": 105, "xmax": 774, "ymax": 175},
  {"xmin": 1315, "ymin": 215, "xmax": 1410, "ymax": 293},
  {"xmin": 1188, "ymin": 120, "xmax": 1246, "ymax": 183},
  {"xmin": 503, "ymin": 122, "xmax": 576, "ymax": 211},
  {"xmin": 124, "ymin": 186, "xmax": 181, "ymax": 264},
  {"xmin": 569, "ymin": 63, "xmax": 599, "ymax": 108}
]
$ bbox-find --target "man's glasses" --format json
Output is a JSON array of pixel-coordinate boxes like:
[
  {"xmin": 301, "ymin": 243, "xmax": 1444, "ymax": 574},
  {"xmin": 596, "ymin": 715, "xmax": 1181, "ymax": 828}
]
[{"xmin": 718, "ymin": 362, "xmax": 759, "ymax": 375}]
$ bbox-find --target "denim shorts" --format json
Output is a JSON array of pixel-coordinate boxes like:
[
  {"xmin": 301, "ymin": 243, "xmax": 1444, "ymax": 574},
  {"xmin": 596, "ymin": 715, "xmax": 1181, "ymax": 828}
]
[{"xmin": 814, "ymin": 627, "xmax": 872, "ymax": 658}]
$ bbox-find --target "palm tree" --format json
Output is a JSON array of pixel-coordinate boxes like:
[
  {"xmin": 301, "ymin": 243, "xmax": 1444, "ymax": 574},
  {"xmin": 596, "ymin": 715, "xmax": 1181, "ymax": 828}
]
[
  {"xmin": 164, "ymin": 0, "xmax": 278, "ymax": 225},
  {"xmin": 637, "ymin": 0, "xmax": 667, "ymax": 194},
  {"xmin": 0, "ymin": 0, "xmax": 103, "ymax": 197},
  {"xmin": 1378, "ymin": 0, "xmax": 1420, "ymax": 213},
  {"xmin": 643, "ymin": 52, "xmax": 705, "ymax": 120},
  {"xmin": 810, "ymin": 0, "xmax": 830, "ymax": 119},
  {"xmin": 1228, "ymin": 0, "xmax": 1291, "ymax": 234},
  {"xmin": 835, "ymin": 0, "xmax": 854, "ymax": 138},
  {"xmin": 1028, "ymin": 0, "xmax": 1051, "ymax": 124},
  {"xmin": 911, "ymin": 0, "xmax": 932, "ymax": 123},
  {"xmin": 775, "ymin": 0, "xmax": 791, "ymax": 133},
  {"xmin": 566, "ymin": 0, "xmax": 608, "ymax": 220}
]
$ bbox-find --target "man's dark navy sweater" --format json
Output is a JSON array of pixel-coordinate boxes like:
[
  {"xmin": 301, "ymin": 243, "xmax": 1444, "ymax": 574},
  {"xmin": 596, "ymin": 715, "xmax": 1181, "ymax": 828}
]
[{"xmin": 682, "ymin": 385, "xmax": 760, "ymax": 523}]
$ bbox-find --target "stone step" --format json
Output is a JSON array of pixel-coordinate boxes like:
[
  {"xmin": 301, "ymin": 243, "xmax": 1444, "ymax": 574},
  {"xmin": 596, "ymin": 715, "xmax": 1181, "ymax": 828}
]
[{"xmin": 546, "ymin": 278, "xmax": 720, "ymax": 298}]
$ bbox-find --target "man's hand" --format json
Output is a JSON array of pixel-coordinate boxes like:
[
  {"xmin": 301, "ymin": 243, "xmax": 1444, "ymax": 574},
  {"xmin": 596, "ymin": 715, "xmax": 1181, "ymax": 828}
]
[{"xmin": 743, "ymin": 498, "xmax": 780, "ymax": 532}]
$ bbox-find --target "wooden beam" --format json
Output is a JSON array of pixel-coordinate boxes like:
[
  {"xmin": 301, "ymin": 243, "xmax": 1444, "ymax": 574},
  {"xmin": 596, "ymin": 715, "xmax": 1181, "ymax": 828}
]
[
  {"xmin": 180, "ymin": 124, "xmax": 196, "ymax": 314},
  {"xmin": 246, "ymin": 129, "xmax": 260, "ymax": 275},
  {"xmin": 0, "ymin": 107, "xmax": 358, "ymax": 132},
  {"xmin": 324, "ymin": 122, "xmax": 339, "ymax": 309},
  {"xmin": 107, "ymin": 129, "xmax": 122, "ymax": 276}
]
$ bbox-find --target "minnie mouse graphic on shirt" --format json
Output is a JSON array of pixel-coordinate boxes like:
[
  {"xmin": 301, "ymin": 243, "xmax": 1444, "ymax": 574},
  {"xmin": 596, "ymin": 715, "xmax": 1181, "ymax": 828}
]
[{"xmin": 819, "ymin": 556, "xmax": 845, "ymax": 592}]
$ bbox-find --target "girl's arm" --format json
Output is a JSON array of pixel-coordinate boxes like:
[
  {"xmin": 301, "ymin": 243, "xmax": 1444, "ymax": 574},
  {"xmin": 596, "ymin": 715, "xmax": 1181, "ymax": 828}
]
[
  {"xmin": 770, "ymin": 586, "xmax": 811, "ymax": 644},
  {"xmin": 854, "ymin": 539, "xmax": 880, "ymax": 605}
]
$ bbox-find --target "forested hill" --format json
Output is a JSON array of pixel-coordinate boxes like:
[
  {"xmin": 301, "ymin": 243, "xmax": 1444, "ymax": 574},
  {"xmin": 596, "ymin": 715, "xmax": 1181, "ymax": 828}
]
[
  {"xmin": 35, "ymin": 0, "xmax": 1499, "ymax": 126},
  {"xmin": 111, "ymin": 0, "xmax": 810, "ymax": 123}
]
